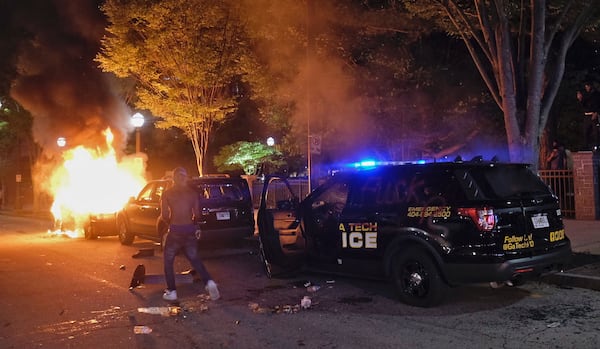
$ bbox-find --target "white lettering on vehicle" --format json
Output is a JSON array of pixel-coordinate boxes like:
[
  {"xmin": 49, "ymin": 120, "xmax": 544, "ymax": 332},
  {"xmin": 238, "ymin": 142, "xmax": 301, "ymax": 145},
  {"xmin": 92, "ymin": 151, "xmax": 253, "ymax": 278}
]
[{"xmin": 340, "ymin": 222, "xmax": 377, "ymax": 249}]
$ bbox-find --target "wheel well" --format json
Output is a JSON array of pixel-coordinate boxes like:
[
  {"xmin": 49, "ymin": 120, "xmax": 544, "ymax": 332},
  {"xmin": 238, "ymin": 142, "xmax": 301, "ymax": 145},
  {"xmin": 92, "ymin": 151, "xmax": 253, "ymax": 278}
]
[{"xmin": 383, "ymin": 237, "xmax": 447, "ymax": 282}]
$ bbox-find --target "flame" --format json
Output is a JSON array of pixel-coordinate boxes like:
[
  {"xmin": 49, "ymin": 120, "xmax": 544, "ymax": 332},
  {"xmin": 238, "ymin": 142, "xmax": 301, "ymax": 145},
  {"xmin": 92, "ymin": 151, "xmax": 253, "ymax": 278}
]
[{"xmin": 48, "ymin": 128, "xmax": 147, "ymax": 237}]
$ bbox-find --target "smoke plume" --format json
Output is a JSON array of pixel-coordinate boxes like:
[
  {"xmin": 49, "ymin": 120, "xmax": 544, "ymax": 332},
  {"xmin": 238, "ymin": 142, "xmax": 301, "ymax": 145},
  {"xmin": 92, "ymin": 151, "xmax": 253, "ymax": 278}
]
[{"xmin": 9, "ymin": 0, "xmax": 132, "ymax": 156}]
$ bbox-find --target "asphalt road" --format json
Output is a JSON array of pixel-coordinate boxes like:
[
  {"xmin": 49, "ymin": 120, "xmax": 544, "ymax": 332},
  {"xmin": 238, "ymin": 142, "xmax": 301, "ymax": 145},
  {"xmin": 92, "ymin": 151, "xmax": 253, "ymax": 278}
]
[{"xmin": 1, "ymin": 214, "xmax": 600, "ymax": 349}]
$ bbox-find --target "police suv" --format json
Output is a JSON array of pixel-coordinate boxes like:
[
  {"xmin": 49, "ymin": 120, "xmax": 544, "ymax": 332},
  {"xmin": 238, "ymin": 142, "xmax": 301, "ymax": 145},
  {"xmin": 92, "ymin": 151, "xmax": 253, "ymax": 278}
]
[{"xmin": 257, "ymin": 158, "xmax": 572, "ymax": 307}]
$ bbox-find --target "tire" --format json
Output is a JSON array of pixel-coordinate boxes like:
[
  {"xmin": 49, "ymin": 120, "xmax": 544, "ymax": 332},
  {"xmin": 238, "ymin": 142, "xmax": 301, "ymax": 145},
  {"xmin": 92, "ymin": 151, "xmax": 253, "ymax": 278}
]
[
  {"xmin": 117, "ymin": 218, "xmax": 134, "ymax": 245},
  {"xmin": 391, "ymin": 248, "xmax": 447, "ymax": 307},
  {"xmin": 84, "ymin": 224, "xmax": 97, "ymax": 240}
]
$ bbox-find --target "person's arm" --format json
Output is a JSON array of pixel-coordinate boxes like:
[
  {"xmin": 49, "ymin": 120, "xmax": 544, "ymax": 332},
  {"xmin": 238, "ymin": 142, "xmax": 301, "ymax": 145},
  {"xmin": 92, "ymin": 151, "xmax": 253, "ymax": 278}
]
[
  {"xmin": 192, "ymin": 192, "xmax": 200, "ymax": 224},
  {"xmin": 546, "ymin": 149, "xmax": 557, "ymax": 162},
  {"xmin": 160, "ymin": 190, "xmax": 171, "ymax": 224}
]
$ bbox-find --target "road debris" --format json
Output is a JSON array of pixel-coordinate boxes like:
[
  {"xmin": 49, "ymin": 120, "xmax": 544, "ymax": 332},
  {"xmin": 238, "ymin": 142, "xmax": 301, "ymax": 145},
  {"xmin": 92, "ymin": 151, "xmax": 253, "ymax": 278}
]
[
  {"xmin": 301, "ymin": 296, "xmax": 311, "ymax": 309},
  {"xmin": 137, "ymin": 306, "xmax": 181, "ymax": 316},
  {"xmin": 132, "ymin": 248, "xmax": 154, "ymax": 258},
  {"xmin": 133, "ymin": 325, "xmax": 152, "ymax": 334}
]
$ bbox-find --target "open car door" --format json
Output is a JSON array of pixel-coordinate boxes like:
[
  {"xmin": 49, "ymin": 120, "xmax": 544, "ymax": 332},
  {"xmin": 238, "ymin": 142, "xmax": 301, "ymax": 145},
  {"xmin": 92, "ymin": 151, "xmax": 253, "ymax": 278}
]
[{"xmin": 257, "ymin": 175, "xmax": 305, "ymax": 277}]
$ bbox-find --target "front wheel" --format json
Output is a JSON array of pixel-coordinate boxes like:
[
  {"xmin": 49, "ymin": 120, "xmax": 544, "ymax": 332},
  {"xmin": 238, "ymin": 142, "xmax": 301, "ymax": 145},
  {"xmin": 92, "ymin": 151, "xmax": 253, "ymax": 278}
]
[
  {"xmin": 117, "ymin": 218, "xmax": 134, "ymax": 245},
  {"xmin": 391, "ymin": 248, "xmax": 446, "ymax": 307}
]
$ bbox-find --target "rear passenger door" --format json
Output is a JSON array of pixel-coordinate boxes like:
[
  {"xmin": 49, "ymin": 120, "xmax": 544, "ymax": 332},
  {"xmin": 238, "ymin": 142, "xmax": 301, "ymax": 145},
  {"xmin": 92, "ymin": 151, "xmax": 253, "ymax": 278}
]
[{"xmin": 128, "ymin": 181, "xmax": 166, "ymax": 235}]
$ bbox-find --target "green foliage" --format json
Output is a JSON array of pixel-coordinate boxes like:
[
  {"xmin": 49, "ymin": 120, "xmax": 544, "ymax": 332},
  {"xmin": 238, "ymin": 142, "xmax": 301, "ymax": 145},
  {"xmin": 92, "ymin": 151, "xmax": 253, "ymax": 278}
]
[
  {"xmin": 213, "ymin": 141, "xmax": 284, "ymax": 175},
  {"xmin": 97, "ymin": 0, "xmax": 262, "ymax": 175},
  {"xmin": 0, "ymin": 99, "xmax": 33, "ymax": 176}
]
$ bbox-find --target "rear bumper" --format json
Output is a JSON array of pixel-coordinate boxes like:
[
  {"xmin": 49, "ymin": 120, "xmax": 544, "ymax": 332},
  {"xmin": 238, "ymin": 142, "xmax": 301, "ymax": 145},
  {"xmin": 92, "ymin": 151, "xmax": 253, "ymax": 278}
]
[
  {"xmin": 88, "ymin": 214, "xmax": 118, "ymax": 236},
  {"xmin": 443, "ymin": 243, "xmax": 572, "ymax": 284},
  {"xmin": 199, "ymin": 226, "xmax": 255, "ymax": 242}
]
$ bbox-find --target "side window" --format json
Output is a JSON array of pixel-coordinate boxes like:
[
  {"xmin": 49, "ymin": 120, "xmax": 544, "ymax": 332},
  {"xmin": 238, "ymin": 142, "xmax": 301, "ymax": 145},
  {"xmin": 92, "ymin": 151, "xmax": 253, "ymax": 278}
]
[
  {"xmin": 137, "ymin": 184, "xmax": 154, "ymax": 202},
  {"xmin": 312, "ymin": 181, "xmax": 349, "ymax": 215},
  {"xmin": 379, "ymin": 173, "xmax": 408, "ymax": 205},
  {"xmin": 153, "ymin": 183, "xmax": 167, "ymax": 202},
  {"xmin": 348, "ymin": 175, "xmax": 383, "ymax": 208},
  {"xmin": 406, "ymin": 171, "xmax": 464, "ymax": 206}
]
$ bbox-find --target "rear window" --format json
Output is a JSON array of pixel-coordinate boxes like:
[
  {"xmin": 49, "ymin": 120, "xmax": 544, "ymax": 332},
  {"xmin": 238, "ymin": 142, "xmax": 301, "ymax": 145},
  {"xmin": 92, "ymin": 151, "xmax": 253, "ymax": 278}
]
[
  {"xmin": 465, "ymin": 165, "xmax": 551, "ymax": 199},
  {"xmin": 190, "ymin": 181, "xmax": 248, "ymax": 202}
]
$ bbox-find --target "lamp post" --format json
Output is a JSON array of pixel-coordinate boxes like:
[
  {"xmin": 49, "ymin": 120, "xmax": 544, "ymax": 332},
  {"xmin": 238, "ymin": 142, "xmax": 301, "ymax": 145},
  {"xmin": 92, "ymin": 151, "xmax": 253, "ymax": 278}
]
[{"xmin": 131, "ymin": 113, "xmax": 145, "ymax": 153}]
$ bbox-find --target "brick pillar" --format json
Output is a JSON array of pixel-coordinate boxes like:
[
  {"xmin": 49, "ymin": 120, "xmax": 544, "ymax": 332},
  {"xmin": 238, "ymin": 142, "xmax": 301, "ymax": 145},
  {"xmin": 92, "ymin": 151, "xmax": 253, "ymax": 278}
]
[{"xmin": 572, "ymin": 151, "xmax": 600, "ymax": 220}]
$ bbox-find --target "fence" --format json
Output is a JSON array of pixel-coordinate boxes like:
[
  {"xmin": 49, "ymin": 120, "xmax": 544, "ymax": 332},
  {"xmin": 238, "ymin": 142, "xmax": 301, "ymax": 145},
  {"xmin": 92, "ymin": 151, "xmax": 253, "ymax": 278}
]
[{"xmin": 538, "ymin": 170, "xmax": 576, "ymax": 219}]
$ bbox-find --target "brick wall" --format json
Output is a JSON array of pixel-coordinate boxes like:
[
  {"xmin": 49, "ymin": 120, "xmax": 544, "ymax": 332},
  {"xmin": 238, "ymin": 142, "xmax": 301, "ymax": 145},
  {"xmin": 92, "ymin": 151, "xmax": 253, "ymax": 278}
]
[{"xmin": 572, "ymin": 151, "xmax": 600, "ymax": 220}]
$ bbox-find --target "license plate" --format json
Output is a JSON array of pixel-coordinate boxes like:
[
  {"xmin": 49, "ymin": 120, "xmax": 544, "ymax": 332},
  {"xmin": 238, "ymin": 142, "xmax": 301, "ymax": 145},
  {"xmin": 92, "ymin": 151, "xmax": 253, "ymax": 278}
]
[
  {"xmin": 531, "ymin": 215, "xmax": 549, "ymax": 229},
  {"xmin": 216, "ymin": 211, "xmax": 230, "ymax": 221}
]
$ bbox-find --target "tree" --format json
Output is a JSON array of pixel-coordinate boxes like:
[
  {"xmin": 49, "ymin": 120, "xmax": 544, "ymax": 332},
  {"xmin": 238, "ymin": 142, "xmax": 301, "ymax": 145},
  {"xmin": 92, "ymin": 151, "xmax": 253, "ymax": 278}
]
[
  {"xmin": 402, "ymin": 0, "xmax": 600, "ymax": 168},
  {"xmin": 213, "ymin": 141, "xmax": 284, "ymax": 175},
  {"xmin": 97, "ymin": 0, "xmax": 260, "ymax": 176}
]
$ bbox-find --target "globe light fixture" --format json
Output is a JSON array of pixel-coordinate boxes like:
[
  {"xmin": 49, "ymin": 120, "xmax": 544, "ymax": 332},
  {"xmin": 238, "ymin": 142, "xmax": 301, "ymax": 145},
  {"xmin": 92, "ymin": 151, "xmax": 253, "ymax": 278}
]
[{"xmin": 131, "ymin": 113, "xmax": 145, "ymax": 153}]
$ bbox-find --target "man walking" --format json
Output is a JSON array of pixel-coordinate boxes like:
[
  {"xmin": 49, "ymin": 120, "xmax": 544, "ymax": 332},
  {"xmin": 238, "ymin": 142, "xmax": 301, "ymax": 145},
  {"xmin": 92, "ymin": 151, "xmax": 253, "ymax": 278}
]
[{"xmin": 161, "ymin": 167, "xmax": 220, "ymax": 301}]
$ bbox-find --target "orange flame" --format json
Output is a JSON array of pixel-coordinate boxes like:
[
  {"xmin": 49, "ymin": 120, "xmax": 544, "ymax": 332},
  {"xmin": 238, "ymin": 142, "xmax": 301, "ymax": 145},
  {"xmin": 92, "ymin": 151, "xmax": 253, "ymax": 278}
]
[{"xmin": 49, "ymin": 128, "xmax": 146, "ymax": 237}]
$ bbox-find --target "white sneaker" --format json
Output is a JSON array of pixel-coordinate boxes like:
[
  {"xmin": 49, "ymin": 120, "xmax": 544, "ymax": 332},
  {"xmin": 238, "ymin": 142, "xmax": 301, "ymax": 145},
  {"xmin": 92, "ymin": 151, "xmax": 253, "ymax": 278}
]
[
  {"xmin": 163, "ymin": 289, "xmax": 178, "ymax": 301},
  {"xmin": 206, "ymin": 280, "xmax": 220, "ymax": 300}
]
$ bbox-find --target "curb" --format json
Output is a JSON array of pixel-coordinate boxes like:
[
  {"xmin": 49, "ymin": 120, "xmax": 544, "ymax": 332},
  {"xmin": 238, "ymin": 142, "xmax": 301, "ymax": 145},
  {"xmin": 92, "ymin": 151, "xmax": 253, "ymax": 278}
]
[{"xmin": 541, "ymin": 263, "xmax": 600, "ymax": 291}]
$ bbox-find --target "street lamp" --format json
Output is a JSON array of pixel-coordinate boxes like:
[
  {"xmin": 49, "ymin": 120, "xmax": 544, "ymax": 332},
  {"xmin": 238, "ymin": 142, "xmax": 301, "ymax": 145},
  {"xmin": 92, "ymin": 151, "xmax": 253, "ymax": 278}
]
[
  {"xmin": 131, "ymin": 112, "xmax": 145, "ymax": 153},
  {"xmin": 56, "ymin": 137, "xmax": 66, "ymax": 148}
]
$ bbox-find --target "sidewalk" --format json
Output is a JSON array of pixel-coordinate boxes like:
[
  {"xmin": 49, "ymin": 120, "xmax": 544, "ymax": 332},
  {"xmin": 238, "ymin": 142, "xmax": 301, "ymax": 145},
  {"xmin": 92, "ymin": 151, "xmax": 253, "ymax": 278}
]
[{"xmin": 541, "ymin": 219, "xmax": 600, "ymax": 291}]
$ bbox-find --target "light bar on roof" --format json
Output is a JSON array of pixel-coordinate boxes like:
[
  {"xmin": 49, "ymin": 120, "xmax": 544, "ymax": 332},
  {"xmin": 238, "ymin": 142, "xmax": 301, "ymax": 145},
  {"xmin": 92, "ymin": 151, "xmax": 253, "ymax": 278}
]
[{"xmin": 348, "ymin": 159, "xmax": 431, "ymax": 169}]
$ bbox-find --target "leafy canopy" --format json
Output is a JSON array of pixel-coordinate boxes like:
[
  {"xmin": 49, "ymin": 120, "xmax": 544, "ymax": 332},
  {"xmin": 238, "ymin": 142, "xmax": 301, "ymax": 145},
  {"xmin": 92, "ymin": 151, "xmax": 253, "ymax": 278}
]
[
  {"xmin": 97, "ymin": 0, "xmax": 261, "ymax": 175},
  {"xmin": 213, "ymin": 141, "xmax": 284, "ymax": 175}
]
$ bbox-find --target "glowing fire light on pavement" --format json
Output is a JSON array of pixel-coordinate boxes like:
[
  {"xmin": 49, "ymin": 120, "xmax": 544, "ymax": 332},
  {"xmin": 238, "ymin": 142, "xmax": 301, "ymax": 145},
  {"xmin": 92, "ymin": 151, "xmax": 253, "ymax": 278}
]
[{"xmin": 48, "ymin": 128, "xmax": 146, "ymax": 237}]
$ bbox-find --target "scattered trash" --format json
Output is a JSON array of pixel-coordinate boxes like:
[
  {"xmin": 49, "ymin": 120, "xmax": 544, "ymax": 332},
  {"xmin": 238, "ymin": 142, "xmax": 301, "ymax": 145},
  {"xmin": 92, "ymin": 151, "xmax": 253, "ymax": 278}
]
[
  {"xmin": 489, "ymin": 282, "xmax": 503, "ymax": 289},
  {"xmin": 291, "ymin": 280, "xmax": 312, "ymax": 288},
  {"xmin": 248, "ymin": 302, "xmax": 268, "ymax": 314},
  {"xmin": 306, "ymin": 285, "xmax": 320, "ymax": 292},
  {"xmin": 326, "ymin": 280, "xmax": 335, "ymax": 284},
  {"xmin": 235, "ymin": 320, "xmax": 241, "ymax": 325},
  {"xmin": 129, "ymin": 264, "xmax": 146, "ymax": 290},
  {"xmin": 137, "ymin": 306, "xmax": 181, "ymax": 317},
  {"xmin": 132, "ymin": 248, "xmax": 154, "ymax": 258},
  {"xmin": 274, "ymin": 304, "xmax": 300, "ymax": 314},
  {"xmin": 547, "ymin": 322, "xmax": 561, "ymax": 328},
  {"xmin": 119, "ymin": 265, "xmax": 126, "ymax": 270},
  {"xmin": 301, "ymin": 296, "xmax": 311, "ymax": 309},
  {"xmin": 133, "ymin": 325, "xmax": 152, "ymax": 334}
]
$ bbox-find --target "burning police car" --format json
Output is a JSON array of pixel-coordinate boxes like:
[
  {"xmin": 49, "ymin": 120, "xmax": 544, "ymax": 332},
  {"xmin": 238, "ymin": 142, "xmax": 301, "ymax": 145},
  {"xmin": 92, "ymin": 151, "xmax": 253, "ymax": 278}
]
[{"xmin": 257, "ymin": 158, "xmax": 572, "ymax": 307}]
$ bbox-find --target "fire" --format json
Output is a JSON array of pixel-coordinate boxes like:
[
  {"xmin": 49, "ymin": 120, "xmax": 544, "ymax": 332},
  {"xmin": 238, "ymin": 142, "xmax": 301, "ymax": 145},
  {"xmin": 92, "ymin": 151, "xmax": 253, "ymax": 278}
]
[{"xmin": 49, "ymin": 128, "xmax": 147, "ymax": 237}]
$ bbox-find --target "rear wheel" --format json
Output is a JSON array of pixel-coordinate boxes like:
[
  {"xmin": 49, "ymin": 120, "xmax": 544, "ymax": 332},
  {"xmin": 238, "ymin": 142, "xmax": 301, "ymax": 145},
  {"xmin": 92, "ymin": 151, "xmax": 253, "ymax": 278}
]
[
  {"xmin": 118, "ymin": 218, "xmax": 134, "ymax": 245},
  {"xmin": 84, "ymin": 224, "xmax": 97, "ymax": 240},
  {"xmin": 391, "ymin": 248, "xmax": 446, "ymax": 307}
]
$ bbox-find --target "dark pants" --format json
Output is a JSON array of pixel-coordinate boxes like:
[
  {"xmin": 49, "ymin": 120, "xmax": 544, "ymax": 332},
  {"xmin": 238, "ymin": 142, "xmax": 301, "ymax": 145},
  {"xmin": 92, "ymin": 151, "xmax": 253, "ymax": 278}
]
[
  {"xmin": 583, "ymin": 115, "xmax": 599, "ymax": 150},
  {"xmin": 163, "ymin": 224, "xmax": 212, "ymax": 291}
]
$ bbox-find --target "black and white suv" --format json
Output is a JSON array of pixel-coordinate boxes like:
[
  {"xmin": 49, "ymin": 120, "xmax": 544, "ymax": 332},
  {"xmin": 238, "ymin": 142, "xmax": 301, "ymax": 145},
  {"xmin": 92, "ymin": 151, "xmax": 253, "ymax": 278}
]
[
  {"xmin": 86, "ymin": 175, "xmax": 255, "ymax": 247},
  {"xmin": 257, "ymin": 158, "xmax": 572, "ymax": 307}
]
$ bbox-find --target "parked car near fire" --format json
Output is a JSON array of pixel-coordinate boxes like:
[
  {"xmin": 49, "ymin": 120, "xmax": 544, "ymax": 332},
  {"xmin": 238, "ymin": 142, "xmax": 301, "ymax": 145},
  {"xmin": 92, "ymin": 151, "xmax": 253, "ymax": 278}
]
[
  {"xmin": 86, "ymin": 175, "xmax": 255, "ymax": 247},
  {"xmin": 257, "ymin": 157, "xmax": 572, "ymax": 307}
]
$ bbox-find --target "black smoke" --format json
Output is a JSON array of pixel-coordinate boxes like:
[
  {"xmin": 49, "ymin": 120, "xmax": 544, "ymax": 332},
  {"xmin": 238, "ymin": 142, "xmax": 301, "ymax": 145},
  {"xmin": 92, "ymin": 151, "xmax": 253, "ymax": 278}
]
[{"xmin": 8, "ymin": 0, "xmax": 131, "ymax": 155}]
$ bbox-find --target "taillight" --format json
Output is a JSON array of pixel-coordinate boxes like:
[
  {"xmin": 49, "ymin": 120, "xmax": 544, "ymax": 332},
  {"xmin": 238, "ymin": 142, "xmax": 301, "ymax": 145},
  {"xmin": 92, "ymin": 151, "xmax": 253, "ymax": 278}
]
[{"xmin": 457, "ymin": 207, "xmax": 496, "ymax": 232}]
